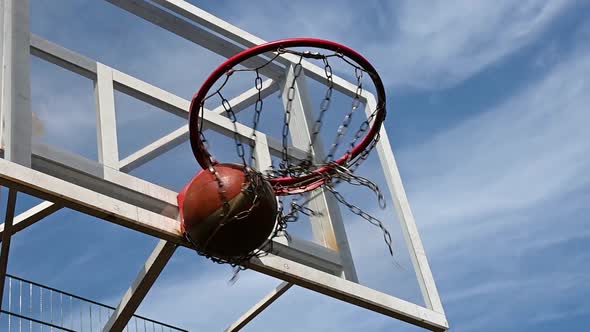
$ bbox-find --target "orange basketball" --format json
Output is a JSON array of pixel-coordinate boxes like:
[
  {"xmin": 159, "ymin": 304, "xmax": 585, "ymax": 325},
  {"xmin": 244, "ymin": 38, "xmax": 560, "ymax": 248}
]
[{"xmin": 178, "ymin": 164, "xmax": 278, "ymax": 259}]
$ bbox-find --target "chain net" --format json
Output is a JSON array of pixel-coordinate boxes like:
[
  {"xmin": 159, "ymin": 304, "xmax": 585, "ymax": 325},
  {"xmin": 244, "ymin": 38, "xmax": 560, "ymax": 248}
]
[{"xmin": 188, "ymin": 46, "xmax": 395, "ymax": 280}]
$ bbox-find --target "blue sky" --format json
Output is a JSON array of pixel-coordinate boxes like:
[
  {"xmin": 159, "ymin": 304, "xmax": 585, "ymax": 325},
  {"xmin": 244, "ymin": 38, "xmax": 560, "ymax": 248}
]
[{"xmin": 5, "ymin": 0, "xmax": 590, "ymax": 331}]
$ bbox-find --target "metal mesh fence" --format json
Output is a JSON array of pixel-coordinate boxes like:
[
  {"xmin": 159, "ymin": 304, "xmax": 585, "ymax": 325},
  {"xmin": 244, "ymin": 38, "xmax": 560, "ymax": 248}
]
[{"xmin": 1, "ymin": 274, "xmax": 187, "ymax": 332}]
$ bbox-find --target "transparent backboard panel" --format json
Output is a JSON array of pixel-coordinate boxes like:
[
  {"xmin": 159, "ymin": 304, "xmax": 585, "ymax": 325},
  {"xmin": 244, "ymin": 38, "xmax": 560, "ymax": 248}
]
[
  {"xmin": 30, "ymin": 57, "xmax": 98, "ymax": 161},
  {"xmin": 0, "ymin": 1, "xmax": 447, "ymax": 331}
]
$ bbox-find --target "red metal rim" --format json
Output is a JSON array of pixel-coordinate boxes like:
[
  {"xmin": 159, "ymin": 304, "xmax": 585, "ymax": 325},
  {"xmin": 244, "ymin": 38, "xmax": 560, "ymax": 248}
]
[{"xmin": 189, "ymin": 38, "xmax": 387, "ymax": 195}]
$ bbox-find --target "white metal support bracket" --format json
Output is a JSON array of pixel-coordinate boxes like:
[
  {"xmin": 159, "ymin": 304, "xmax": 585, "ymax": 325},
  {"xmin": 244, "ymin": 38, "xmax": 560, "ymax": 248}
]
[
  {"xmin": 365, "ymin": 96, "xmax": 445, "ymax": 314},
  {"xmin": 0, "ymin": 0, "xmax": 5, "ymax": 146},
  {"xmin": 95, "ymin": 63, "xmax": 120, "ymax": 170},
  {"xmin": 103, "ymin": 240, "xmax": 178, "ymax": 332},
  {"xmin": 225, "ymin": 282, "xmax": 293, "ymax": 332},
  {"xmin": 1, "ymin": 0, "xmax": 32, "ymax": 166},
  {"xmin": 0, "ymin": 189, "xmax": 17, "ymax": 310},
  {"xmin": 0, "ymin": 201, "xmax": 62, "ymax": 240},
  {"xmin": 118, "ymin": 78, "xmax": 277, "ymax": 173},
  {"xmin": 0, "ymin": 157, "xmax": 448, "ymax": 331}
]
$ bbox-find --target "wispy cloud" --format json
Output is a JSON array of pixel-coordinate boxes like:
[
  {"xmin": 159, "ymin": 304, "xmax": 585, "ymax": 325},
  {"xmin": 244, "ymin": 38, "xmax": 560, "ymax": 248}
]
[
  {"xmin": 403, "ymin": 42, "xmax": 590, "ymax": 229},
  {"xmin": 375, "ymin": 0, "xmax": 571, "ymax": 89},
  {"xmin": 220, "ymin": 0, "xmax": 570, "ymax": 89}
]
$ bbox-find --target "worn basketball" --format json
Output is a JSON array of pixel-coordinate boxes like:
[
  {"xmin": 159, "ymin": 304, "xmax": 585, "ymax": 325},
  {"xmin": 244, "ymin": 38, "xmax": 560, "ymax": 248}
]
[{"xmin": 178, "ymin": 164, "xmax": 278, "ymax": 258}]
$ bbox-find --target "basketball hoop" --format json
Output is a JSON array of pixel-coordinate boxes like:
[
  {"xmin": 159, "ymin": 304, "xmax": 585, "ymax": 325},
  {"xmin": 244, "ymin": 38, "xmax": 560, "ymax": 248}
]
[
  {"xmin": 189, "ymin": 38, "xmax": 386, "ymax": 195},
  {"xmin": 179, "ymin": 38, "xmax": 393, "ymax": 271}
]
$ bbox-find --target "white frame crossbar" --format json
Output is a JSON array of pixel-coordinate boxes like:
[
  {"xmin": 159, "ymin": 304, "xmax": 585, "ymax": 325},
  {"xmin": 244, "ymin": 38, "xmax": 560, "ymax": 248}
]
[{"xmin": 0, "ymin": 1, "xmax": 448, "ymax": 331}]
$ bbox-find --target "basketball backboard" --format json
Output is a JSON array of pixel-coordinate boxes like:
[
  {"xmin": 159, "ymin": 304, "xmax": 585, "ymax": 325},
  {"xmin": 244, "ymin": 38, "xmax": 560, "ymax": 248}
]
[{"xmin": 0, "ymin": 0, "xmax": 448, "ymax": 331}]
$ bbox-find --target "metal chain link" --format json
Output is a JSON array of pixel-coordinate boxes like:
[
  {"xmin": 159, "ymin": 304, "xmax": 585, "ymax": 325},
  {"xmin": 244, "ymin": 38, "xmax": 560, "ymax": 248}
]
[
  {"xmin": 280, "ymin": 55, "xmax": 304, "ymax": 176},
  {"xmin": 188, "ymin": 46, "xmax": 394, "ymax": 277},
  {"xmin": 184, "ymin": 168, "xmax": 293, "ymax": 283},
  {"xmin": 324, "ymin": 185, "xmax": 394, "ymax": 257},
  {"xmin": 197, "ymin": 78, "xmax": 258, "ymax": 263},
  {"xmin": 306, "ymin": 57, "xmax": 334, "ymax": 162},
  {"xmin": 218, "ymin": 89, "xmax": 248, "ymax": 168},
  {"xmin": 325, "ymin": 64, "xmax": 364, "ymax": 162},
  {"xmin": 192, "ymin": 56, "xmax": 298, "ymax": 280},
  {"xmin": 198, "ymin": 104, "xmax": 210, "ymax": 154},
  {"xmin": 347, "ymin": 109, "xmax": 381, "ymax": 171},
  {"xmin": 249, "ymin": 70, "xmax": 264, "ymax": 167}
]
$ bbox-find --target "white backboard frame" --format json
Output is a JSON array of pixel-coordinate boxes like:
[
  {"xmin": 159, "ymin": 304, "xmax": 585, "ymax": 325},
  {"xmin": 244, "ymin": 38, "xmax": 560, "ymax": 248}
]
[{"xmin": 0, "ymin": 0, "xmax": 448, "ymax": 331}]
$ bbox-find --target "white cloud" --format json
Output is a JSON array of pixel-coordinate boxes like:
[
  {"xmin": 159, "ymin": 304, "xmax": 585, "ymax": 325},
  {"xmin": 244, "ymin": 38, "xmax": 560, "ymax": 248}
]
[
  {"xmin": 221, "ymin": 0, "xmax": 570, "ymax": 89},
  {"xmin": 378, "ymin": 0, "xmax": 570, "ymax": 88},
  {"xmin": 403, "ymin": 43, "xmax": 590, "ymax": 229}
]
